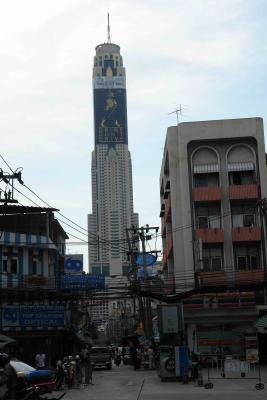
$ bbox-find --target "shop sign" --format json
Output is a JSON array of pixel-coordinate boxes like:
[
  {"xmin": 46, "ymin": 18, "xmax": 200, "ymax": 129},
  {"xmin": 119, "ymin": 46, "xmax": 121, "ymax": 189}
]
[
  {"xmin": 61, "ymin": 274, "xmax": 105, "ymax": 290},
  {"xmin": 1, "ymin": 305, "xmax": 65, "ymax": 327}
]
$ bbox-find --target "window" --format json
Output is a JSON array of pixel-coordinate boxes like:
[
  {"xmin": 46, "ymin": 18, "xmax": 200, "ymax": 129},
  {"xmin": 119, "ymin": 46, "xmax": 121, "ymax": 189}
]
[
  {"xmin": 229, "ymin": 171, "xmax": 254, "ymax": 185},
  {"xmin": 32, "ymin": 260, "xmax": 37, "ymax": 275},
  {"xmin": 11, "ymin": 259, "xmax": 18, "ymax": 274},
  {"xmin": 2, "ymin": 259, "xmax": 8, "ymax": 273},
  {"xmin": 196, "ymin": 204, "xmax": 221, "ymax": 229},
  {"xmin": 232, "ymin": 205, "xmax": 256, "ymax": 227},
  {"xmin": 244, "ymin": 214, "xmax": 255, "ymax": 227},
  {"xmin": 202, "ymin": 246, "xmax": 223, "ymax": 272},
  {"xmin": 235, "ymin": 246, "xmax": 259, "ymax": 270},
  {"xmin": 92, "ymin": 266, "xmax": 101, "ymax": 275},
  {"xmin": 194, "ymin": 173, "xmax": 219, "ymax": 188}
]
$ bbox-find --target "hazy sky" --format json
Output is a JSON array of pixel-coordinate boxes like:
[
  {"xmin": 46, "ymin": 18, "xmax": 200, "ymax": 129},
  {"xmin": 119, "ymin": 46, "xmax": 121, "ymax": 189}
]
[{"xmin": 1, "ymin": 0, "xmax": 267, "ymax": 266}]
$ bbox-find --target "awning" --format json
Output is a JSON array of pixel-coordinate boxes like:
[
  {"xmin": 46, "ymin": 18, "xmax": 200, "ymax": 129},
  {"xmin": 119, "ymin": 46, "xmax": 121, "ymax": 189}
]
[
  {"xmin": 0, "ymin": 334, "xmax": 16, "ymax": 349},
  {"xmin": 193, "ymin": 164, "xmax": 219, "ymax": 174},
  {"xmin": 228, "ymin": 162, "xmax": 254, "ymax": 172},
  {"xmin": 254, "ymin": 315, "xmax": 267, "ymax": 328}
]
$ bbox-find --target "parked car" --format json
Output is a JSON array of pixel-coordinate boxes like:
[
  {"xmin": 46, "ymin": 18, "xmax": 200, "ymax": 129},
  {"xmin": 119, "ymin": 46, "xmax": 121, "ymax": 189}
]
[{"xmin": 90, "ymin": 346, "xmax": 112, "ymax": 369}]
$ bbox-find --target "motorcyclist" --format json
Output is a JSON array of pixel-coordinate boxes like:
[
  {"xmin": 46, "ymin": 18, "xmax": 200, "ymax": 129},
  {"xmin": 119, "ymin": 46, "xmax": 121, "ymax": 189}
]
[{"xmin": 0, "ymin": 353, "xmax": 18, "ymax": 400}]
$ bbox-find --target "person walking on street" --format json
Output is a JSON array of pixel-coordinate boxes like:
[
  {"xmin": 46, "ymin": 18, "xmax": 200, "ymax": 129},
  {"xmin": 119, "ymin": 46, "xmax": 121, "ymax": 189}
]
[
  {"xmin": 147, "ymin": 346, "xmax": 155, "ymax": 369},
  {"xmin": 114, "ymin": 350, "xmax": 121, "ymax": 367},
  {"xmin": 81, "ymin": 345, "xmax": 93, "ymax": 385}
]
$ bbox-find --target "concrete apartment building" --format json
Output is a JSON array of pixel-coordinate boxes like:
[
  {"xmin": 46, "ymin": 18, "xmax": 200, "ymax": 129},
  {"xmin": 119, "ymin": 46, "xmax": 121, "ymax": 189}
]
[{"xmin": 160, "ymin": 118, "xmax": 267, "ymax": 360}]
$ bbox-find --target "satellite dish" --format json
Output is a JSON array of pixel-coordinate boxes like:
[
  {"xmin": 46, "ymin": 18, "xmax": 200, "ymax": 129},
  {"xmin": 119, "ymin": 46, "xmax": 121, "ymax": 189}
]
[{"xmin": 134, "ymin": 252, "xmax": 157, "ymax": 266}]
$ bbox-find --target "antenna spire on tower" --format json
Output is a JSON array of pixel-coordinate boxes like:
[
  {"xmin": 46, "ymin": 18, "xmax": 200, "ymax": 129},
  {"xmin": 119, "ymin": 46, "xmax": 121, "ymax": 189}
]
[{"xmin": 107, "ymin": 13, "xmax": 111, "ymax": 43}]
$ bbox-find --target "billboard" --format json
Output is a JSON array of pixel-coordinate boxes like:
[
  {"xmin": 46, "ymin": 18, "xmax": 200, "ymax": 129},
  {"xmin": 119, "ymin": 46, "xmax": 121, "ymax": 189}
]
[
  {"xmin": 2, "ymin": 305, "xmax": 65, "ymax": 328},
  {"xmin": 64, "ymin": 254, "xmax": 83, "ymax": 274},
  {"xmin": 61, "ymin": 274, "xmax": 105, "ymax": 290},
  {"xmin": 94, "ymin": 88, "xmax": 128, "ymax": 145}
]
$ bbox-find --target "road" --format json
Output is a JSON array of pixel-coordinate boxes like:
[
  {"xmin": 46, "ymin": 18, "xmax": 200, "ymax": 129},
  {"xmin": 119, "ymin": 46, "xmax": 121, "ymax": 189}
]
[{"xmin": 49, "ymin": 364, "xmax": 267, "ymax": 400}]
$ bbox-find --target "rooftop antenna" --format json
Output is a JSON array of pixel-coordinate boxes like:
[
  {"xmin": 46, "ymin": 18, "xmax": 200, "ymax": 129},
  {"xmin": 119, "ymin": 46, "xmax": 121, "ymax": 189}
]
[
  {"xmin": 168, "ymin": 104, "xmax": 184, "ymax": 124},
  {"xmin": 107, "ymin": 13, "xmax": 111, "ymax": 43}
]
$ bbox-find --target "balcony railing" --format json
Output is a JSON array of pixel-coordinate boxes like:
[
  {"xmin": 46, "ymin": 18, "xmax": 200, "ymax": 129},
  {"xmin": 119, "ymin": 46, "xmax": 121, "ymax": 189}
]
[
  {"xmin": 197, "ymin": 268, "xmax": 265, "ymax": 288},
  {"xmin": 229, "ymin": 184, "xmax": 259, "ymax": 200},
  {"xmin": 232, "ymin": 226, "xmax": 261, "ymax": 242},
  {"xmin": 195, "ymin": 228, "xmax": 224, "ymax": 243},
  {"xmin": 193, "ymin": 186, "xmax": 221, "ymax": 202}
]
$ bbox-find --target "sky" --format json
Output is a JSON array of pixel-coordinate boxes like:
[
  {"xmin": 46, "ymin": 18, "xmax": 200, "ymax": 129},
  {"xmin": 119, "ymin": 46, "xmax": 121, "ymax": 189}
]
[{"xmin": 0, "ymin": 0, "xmax": 267, "ymax": 268}]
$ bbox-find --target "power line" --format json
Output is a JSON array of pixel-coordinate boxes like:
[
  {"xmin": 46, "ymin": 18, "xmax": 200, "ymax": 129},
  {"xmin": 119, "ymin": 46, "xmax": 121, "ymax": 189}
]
[{"xmin": 0, "ymin": 153, "xmax": 130, "ymax": 252}]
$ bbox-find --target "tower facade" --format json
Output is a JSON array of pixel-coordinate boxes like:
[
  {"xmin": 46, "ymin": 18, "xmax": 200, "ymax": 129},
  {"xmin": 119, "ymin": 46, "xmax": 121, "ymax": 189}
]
[{"xmin": 88, "ymin": 36, "xmax": 139, "ymax": 276}]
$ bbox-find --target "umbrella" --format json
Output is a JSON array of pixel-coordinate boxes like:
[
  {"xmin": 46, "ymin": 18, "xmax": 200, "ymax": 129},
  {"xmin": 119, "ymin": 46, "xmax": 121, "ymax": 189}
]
[{"xmin": 0, "ymin": 334, "xmax": 16, "ymax": 349}]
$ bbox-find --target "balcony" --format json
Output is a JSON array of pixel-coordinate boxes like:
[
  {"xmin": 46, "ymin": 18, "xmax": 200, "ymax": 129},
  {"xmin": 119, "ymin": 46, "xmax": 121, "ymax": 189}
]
[
  {"xmin": 195, "ymin": 228, "xmax": 224, "ymax": 243},
  {"xmin": 235, "ymin": 269, "xmax": 264, "ymax": 284},
  {"xmin": 193, "ymin": 187, "xmax": 221, "ymax": 202},
  {"xmin": 229, "ymin": 184, "xmax": 259, "ymax": 200},
  {"xmin": 197, "ymin": 268, "xmax": 265, "ymax": 289},
  {"xmin": 232, "ymin": 226, "xmax": 261, "ymax": 242},
  {"xmin": 198, "ymin": 271, "xmax": 227, "ymax": 287}
]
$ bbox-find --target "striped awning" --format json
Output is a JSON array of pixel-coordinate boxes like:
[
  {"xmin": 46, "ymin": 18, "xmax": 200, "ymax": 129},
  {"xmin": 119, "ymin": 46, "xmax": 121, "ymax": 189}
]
[
  {"xmin": 228, "ymin": 162, "xmax": 254, "ymax": 172},
  {"xmin": 193, "ymin": 164, "xmax": 219, "ymax": 174},
  {"xmin": 254, "ymin": 315, "xmax": 267, "ymax": 328}
]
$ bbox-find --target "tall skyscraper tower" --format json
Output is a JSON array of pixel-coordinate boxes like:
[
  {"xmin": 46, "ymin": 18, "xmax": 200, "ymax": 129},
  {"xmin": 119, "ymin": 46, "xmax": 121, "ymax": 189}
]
[{"xmin": 88, "ymin": 18, "xmax": 139, "ymax": 276}]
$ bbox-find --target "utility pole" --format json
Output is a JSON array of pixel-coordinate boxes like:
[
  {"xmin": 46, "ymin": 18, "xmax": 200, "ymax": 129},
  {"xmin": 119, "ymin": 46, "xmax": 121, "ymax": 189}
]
[
  {"xmin": 0, "ymin": 168, "xmax": 23, "ymax": 204},
  {"xmin": 126, "ymin": 228, "xmax": 146, "ymax": 337},
  {"xmin": 126, "ymin": 225, "xmax": 159, "ymax": 339}
]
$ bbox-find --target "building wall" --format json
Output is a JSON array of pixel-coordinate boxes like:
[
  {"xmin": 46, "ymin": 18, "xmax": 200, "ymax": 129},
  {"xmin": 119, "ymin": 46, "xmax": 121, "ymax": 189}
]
[{"xmin": 160, "ymin": 118, "xmax": 267, "ymax": 282}]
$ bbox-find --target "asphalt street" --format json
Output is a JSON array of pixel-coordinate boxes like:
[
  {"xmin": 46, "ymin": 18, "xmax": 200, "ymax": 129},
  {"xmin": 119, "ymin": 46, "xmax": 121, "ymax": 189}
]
[{"xmin": 49, "ymin": 364, "xmax": 267, "ymax": 400}]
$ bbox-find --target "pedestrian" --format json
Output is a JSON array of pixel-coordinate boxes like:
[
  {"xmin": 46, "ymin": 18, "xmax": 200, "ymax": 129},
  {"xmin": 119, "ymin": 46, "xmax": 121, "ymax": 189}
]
[
  {"xmin": 114, "ymin": 351, "xmax": 121, "ymax": 367},
  {"xmin": 81, "ymin": 345, "xmax": 93, "ymax": 385},
  {"xmin": 131, "ymin": 346, "xmax": 141, "ymax": 370},
  {"xmin": 35, "ymin": 350, "xmax": 46, "ymax": 370},
  {"xmin": 147, "ymin": 346, "xmax": 155, "ymax": 369},
  {"xmin": 0, "ymin": 353, "xmax": 18, "ymax": 400}
]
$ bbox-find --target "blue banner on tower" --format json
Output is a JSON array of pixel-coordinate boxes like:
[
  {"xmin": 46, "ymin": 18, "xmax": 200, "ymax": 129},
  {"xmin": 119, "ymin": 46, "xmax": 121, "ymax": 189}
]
[{"xmin": 94, "ymin": 88, "xmax": 128, "ymax": 145}]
